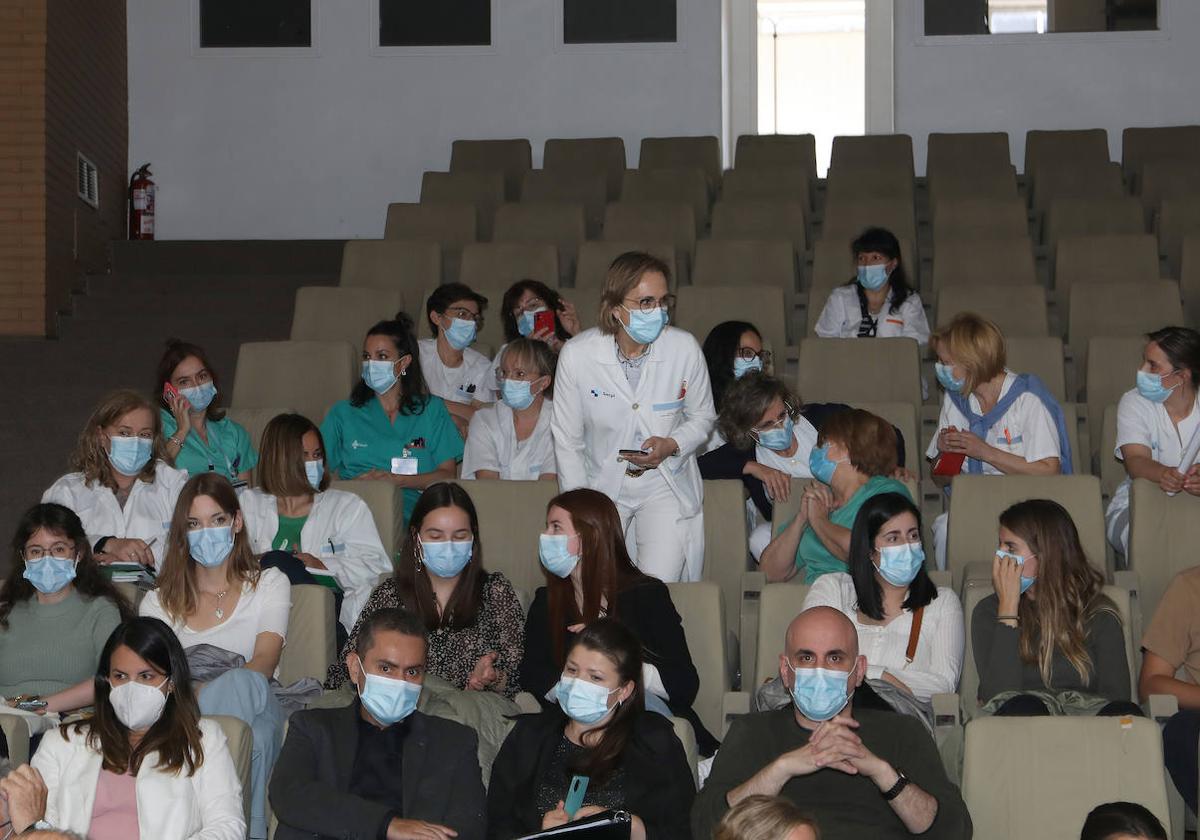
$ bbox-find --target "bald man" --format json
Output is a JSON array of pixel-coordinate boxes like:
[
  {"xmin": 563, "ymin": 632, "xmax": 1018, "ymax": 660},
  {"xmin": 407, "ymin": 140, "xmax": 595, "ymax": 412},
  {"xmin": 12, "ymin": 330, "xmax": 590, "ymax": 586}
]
[{"xmin": 693, "ymin": 606, "xmax": 971, "ymax": 840}]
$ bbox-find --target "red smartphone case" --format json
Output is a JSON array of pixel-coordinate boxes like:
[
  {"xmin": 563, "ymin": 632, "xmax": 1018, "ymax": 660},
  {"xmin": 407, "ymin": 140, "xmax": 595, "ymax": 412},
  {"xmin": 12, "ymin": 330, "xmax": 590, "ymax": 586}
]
[{"xmin": 932, "ymin": 451, "xmax": 967, "ymax": 476}]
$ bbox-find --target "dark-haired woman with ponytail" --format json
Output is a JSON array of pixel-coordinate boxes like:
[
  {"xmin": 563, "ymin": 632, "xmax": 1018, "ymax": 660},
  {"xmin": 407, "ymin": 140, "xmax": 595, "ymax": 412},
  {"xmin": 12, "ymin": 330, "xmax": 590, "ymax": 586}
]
[
  {"xmin": 488, "ymin": 618, "xmax": 695, "ymax": 840},
  {"xmin": 320, "ymin": 312, "xmax": 464, "ymax": 526},
  {"xmin": 30, "ymin": 616, "xmax": 245, "ymax": 838}
]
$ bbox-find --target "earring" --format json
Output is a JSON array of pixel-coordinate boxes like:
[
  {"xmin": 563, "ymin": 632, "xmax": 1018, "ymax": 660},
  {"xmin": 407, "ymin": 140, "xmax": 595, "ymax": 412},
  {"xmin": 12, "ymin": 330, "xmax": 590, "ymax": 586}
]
[{"xmin": 414, "ymin": 541, "xmax": 424, "ymax": 572}]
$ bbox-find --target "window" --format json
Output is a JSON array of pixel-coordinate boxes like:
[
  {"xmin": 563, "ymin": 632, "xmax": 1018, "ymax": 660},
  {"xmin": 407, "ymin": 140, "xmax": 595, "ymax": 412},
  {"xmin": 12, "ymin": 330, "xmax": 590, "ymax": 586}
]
[
  {"xmin": 564, "ymin": 0, "xmax": 677, "ymax": 44},
  {"xmin": 76, "ymin": 154, "xmax": 98, "ymax": 209},
  {"xmin": 379, "ymin": 0, "xmax": 491, "ymax": 47},
  {"xmin": 200, "ymin": 0, "xmax": 312, "ymax": 49}
]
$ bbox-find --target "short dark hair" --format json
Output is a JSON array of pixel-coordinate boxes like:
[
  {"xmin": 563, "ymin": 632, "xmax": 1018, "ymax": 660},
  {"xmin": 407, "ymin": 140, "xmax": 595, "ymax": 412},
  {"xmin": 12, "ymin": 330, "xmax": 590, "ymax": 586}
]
[
  {"xmin": 1080, "ymin": 801, "xmax": 1167, "ymax": 840},
  {"xmin": 500, "ymin": 280, "xmax": 572, "ymax": 344},
  {"xmin": 349, "ymin": 310, "xmax": 431, "ymax": 413},
  {"xmin": 850, "ymin": 226, "xmax": 912, "ymax": 314},
  {"xmin": 847, "ymin": 493, "xmax": 936, "ymax": 620},
  {"xmin": 717, "ymin": 373, "xmax": 800, "ymax": 450},
  {"xmin": 702, "ymin": 320, "xmax": 762, "ymax": 412},
  {"xmin": 426, "ymin": 283, "xmax": 488, "ymax": 337},
  {"xmin": 1146, "ymin": 326, "xmax": 1200, "ymax": 388},
  {"xmin": 355, "ymin": 607, "xmax": 429, "ymax": 657}
]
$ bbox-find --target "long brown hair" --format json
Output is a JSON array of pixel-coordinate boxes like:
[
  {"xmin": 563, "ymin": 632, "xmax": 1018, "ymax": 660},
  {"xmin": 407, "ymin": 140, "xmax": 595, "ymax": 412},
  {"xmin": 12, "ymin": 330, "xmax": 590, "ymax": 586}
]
[
  {"xmin": 70, "ymin": 617, "xmax": 204, "ymax": 775},
  {"xmin": 155, "ymin": 338, "xmax": 227, "ymax": 422},
  {"xmin": 1, "ymin": 503, "xmax": 133, "ymax": 628},
  {"xmin": 70, "ymin": 390, "xmax": 167, "ymax": 490},
  {"xmin": 257, "ymin": 413, "xmax": 330, "ymax": 497},
  {"xmin": 1000, "ymin": 499, "xmax": 1116, "ymax": 686},
  {"xmin": 564, "ymin": 619, "xmax": 645, "ymax": 786},
  {"xmin": 156, "ymin": 474, "xmax": 261, "ymax": 621},
  {"xmin": 544, "ymin": 489, "xmax": 651, "ymax": 666},
  {"xmin": 394, "ymin": 482, "xmax": 485, "ymax": 631}
]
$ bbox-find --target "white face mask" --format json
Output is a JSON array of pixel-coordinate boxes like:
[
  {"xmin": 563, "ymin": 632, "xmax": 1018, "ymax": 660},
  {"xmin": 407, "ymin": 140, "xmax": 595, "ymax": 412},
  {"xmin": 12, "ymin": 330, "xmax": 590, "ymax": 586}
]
[{"xmin": 109, "ymin": 677, "xmax": 169, "ymax": 731}]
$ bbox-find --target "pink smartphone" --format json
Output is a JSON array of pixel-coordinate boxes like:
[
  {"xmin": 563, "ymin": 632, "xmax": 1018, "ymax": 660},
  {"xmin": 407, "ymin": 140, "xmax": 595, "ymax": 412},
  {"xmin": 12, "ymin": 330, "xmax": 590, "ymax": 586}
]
[{"xmin": 162, "ymin": 382, "xmax": 180, "ymax": 402}]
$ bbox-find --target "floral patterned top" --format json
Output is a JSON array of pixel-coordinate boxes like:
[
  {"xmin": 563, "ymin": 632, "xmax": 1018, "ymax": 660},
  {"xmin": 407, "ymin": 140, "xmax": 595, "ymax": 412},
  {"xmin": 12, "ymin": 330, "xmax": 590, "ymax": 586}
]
[{"xmin": 324, "ymin": 571, "xmax": 525, "ymax": 698}]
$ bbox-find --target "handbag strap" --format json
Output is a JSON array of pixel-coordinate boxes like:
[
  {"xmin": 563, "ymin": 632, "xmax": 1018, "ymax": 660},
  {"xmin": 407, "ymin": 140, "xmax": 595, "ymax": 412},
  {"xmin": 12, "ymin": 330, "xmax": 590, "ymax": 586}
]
[{"xmin": 905, "ymin": 606, "xmax": 925, "ymax": 663}]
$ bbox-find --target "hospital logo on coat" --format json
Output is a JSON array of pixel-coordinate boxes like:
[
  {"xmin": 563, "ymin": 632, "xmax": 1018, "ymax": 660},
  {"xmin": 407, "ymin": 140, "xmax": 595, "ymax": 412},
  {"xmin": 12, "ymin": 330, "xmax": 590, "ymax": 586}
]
[
  {"xmin": 350, "ymin": 439, "xmax": 368, "ymax": 449},
  {"xmin": 589, "ymin": 389, "xmax": 615, "ymax": 398}
]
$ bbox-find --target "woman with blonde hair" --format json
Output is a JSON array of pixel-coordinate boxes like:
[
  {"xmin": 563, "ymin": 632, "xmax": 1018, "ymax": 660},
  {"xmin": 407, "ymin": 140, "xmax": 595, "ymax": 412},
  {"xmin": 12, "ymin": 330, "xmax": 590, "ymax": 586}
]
[
  {"xmin": 972, "ymin": 499, "xmax": 1138, "ymax": 717},
  {"xmin": 714, "ymin": 795, "xmax": 820, "ymax": 840},
  {"xmin": 550, "ymin": 252, "xmax": 716, "ymax": 582},
  {"xmin": 139, "ymin": 473, "xmax": 289, "ymax": 838},
  {"xmin": 43, "ymin": 389, "xmax": 188, "ymax": 569}
]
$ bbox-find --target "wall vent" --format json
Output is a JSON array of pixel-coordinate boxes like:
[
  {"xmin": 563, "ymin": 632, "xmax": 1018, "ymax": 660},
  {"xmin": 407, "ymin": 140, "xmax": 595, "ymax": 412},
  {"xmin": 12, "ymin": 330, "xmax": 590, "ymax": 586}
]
[{"xmin": 76, "ymin": 153, "xmax": 99, "ymax": 208}]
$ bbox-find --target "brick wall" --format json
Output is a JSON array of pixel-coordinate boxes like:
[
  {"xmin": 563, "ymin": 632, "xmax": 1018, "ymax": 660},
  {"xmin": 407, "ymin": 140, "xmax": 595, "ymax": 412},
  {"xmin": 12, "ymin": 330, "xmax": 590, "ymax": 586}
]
[{"xmin": 0, "ymin": 0, "xmax": 47, "ymax": 336}]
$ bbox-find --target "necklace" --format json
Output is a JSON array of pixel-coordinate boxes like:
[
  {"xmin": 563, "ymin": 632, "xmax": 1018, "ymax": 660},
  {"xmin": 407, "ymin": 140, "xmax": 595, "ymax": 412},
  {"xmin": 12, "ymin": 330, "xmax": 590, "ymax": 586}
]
[{"xmin": 202, "ymin": 588, "xmax": 229, "ymax": 619}]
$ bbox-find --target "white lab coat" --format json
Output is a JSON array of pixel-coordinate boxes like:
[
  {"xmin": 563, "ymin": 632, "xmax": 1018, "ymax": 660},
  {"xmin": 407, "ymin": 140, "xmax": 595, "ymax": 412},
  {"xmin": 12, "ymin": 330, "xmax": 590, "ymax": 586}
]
[
  {"xmin": 42, "ymin": 461, "xmax": 187, "ymax": 569},
  {"xmin": 32, "ymin": 716, "xmax": 246, "ymax": 840},
  {"xmin": 460, "ymin": 399, "xmax": 557, "ymax": 480},
  {"xmin": 239, "ymin": 488, "xmax": 392, "ymax": 628},
  {"xmin": 552, "ymin": 326, "xmax": 716, "ymax": 518}
]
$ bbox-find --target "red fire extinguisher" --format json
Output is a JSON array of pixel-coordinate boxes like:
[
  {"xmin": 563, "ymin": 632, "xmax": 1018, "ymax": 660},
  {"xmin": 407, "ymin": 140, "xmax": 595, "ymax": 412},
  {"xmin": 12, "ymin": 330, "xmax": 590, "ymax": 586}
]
[{"xmin": 129, "ymin": 164, "xmax": 156, "ymax": 240}]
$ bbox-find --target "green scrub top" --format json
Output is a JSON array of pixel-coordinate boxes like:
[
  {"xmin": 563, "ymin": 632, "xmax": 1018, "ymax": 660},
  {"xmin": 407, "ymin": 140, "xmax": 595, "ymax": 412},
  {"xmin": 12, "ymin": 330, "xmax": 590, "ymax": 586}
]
[
  {"xmin": 161, "ymin": 409, "xmax": 258, "ymax": 482},
  {"xmin": 320, "ymin": 394, "xmax": 464, "ymax": 525},
  {"xmin": 793, "ymin": 475, "xmax": 912, "ymax": 584},
  {"xmin": 272, "ymin": 515, "xmax": 307, "ymax": 553}
]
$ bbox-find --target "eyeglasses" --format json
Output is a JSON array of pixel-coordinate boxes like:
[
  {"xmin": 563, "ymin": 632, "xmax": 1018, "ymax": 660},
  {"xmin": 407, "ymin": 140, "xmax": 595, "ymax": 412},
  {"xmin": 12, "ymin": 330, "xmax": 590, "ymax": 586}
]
[
  {"xmin": 23, "ymin": 543, "xmax": 75, "ymax": 562},
  {"xmin": 511, "ymin": 298, "xmax": 546, "ymax": 317},
  {"xmin": 622, "ymin": 294, "xmax": 676, "ymax": 314},
  {"xmin": 751, "ymin": 403, "xmax": 794, "ymax": 435},
  {"xmin": 736, "ymin": 347, "xmax": 773, "ymax": 364},
  {"xmin": 445, "ymin": 306, "xmax": 484, "ymax": 325}
]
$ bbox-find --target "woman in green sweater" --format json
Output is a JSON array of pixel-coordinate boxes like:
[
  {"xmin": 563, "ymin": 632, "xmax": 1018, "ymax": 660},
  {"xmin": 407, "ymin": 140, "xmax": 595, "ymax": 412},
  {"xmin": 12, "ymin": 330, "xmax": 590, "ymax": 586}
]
[{"xmin": 0, "ymin": 502, "xmax": 133, "ymax": 718}]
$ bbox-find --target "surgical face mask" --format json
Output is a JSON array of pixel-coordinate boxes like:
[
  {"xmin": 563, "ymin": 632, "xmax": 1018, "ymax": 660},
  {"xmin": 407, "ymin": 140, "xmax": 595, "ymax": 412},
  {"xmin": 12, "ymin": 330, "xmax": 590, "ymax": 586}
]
[
  {"xmin": 516, "ymin": 308, "xmax": 548, "ymax": 338},
  {"xmin": 733, "ymin": 356, "xmax": 763, "ymax": 379},
  {"xmin": 357, "ymin": 657, "xmax": 421, "ymax": 727},
  {"xmin": 620, "ymin": 307, "xmax": 668, "ymax": 345},
  {"xmin": 555, "ymin": 675, "xmax": 619, "ymax": 725},
  {"xmin": 109, "ymin": 678, "xmax": 169, "ymax": 731},
  {"xmin": 876, "ymin": 542, "xmax": 925, "ymax": 588},
  {"xmin": 501, "ymin": 379, "xmax": 537, "ymax": 411},
  {"xmin": 108, "ymin": 435, "xmax": 153, "ymax": 476},
  {"xmin": 444, "ymin": 317, "xmax": 478, "ymax": 350},
  {"xmin": 179, "ymin": 381, "xmax": 217, "ymax": 413},
  {"xmin": 808, "ymin": 443, "xmax": 842, "ymax": 485},
  {"xmin": 419, "ymin": 538, "xmax": 473, "ymax": 578},
  {"xmin": 539, "ymin": 533, "xmax": 580, "ymax": 578},
  {"xmin": 1136, "ymin": 369, "xmax": 1177, "ymax": 404},
  {"xmin": 785, "ymin": 661, "xmax": 851, "ymax": 722},
  {"xmin": 305, "ymin": 459, "xmax": 324, "ymax": 490},
  {"xmin": 188, "ymin": 526, "xmax": 235, "ymax": 568},
  {"xmin": 22, "ymin": 555, "xmax": 78, "ymax": 595},
  {"xmin": 996, "ymin": 549, "xmax": 1037, "ymax": 594},
  {"xmin": 757, "ymin": 416, "xmax": 795, "ymax": 452},
  {"xmin": 934, "ymin": 362, "xmax": 966, "ymax": 393},
  {"xmin": 362, "ymin": 360, "xmax": 398, "ymax": 395},
  {"xmin": 856, "ymin": 263, "xmax": 890, "ymax": 291}
]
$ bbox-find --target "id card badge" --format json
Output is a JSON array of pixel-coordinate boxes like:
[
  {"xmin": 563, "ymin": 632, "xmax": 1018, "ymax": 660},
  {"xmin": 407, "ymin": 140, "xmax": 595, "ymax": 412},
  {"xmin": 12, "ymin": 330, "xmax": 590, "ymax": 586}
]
[
  {"xmin": 564, "ymin": 774, "xmax": 589, "ymax": 818},
  {"xmin": 391, "ymin": 456, "xmax": 419, "ymax": 475}
]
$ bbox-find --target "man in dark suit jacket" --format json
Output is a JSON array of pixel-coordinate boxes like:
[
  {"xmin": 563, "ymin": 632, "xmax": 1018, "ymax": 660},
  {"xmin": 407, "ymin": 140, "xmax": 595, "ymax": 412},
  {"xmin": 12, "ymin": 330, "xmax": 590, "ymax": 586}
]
[{"xmin": 269, "ymin": 607, "xmax": 486, "ymax": 840}]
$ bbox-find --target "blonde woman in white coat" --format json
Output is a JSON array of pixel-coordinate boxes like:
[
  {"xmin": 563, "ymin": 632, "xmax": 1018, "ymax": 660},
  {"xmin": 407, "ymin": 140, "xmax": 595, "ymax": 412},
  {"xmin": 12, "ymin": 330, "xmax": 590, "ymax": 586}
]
[
  {"xmin": 239, "ymin": 413, "xmax": 392, "ymax": 632},
  {"xmin": 31, "ymin": 616, "xmax": 245, "ymax": 840},
  {"xmin": 551, "ymin": 252, "xmax": 716, "ymax": 582}
]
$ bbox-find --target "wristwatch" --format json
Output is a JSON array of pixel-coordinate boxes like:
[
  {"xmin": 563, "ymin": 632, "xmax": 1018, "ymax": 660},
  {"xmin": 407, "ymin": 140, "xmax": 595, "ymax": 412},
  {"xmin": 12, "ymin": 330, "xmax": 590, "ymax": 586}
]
[{"xmin": 882, "ymin": 770, "xmax": 910, "ymax": 801}]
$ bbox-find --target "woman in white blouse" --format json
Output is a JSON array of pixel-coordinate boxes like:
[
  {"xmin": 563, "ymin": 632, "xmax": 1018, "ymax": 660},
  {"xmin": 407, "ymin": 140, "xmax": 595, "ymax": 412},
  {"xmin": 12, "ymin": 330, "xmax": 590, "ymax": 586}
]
[
  {"xmin": 813, "ymin": 227, "xmax": 930, "ymax": 345},
  {"xmin": 461, "ymin": 338, "xmax": 557, "ymax": 481},
  {"xmin": 802, "ymin": 492, "xmax": 963, "ymax": 707},
  {"xmin": 139, "ymin": 472, "xmax": 289, "ymax": 839}
]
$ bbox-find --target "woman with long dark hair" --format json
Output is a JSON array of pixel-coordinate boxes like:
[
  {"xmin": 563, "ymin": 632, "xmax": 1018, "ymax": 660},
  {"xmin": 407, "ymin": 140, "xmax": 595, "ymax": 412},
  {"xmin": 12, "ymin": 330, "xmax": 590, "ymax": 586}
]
[
  {"xmin": 30, "ymin": 616, "xmax": 244, "ymax": 838},
  {"xmin": 489, "ymin": 619, "xmax": 695, "ymax": 840},
  {"xmin": 324, "ymin": 481, "xmax": 524, "ymax": 697}
]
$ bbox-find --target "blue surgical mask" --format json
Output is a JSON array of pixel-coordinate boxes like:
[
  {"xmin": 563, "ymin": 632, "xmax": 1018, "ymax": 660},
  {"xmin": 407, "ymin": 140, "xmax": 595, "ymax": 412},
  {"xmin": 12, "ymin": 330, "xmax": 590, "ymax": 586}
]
[
  {"xmin": 808, "ymin": 443, "xmax": 842, "ymax": 485},
  {"xmin": 857, "ymin": 263, "xmax": 890, "ymax": 291},
  {"xmin": 444, "ymin": 318, "xmax": 478, "ymax": 350},
  {"xmin": 620, "ymin": 307, "xmax": 668, "ymax": 345},
  {"xmin": 785, "ymin": 662, "xmax": 851, "ymax": 722},
  {"xmin": 935, "ymin": 362, "xmax": 966, "ymax": 393},
  {"xmin": 362, "ymin": 360, "xmax": 398, "ymax": 395},
  {"xmin": 108, "ymin": 436, "xmax": 153, "ymax": 477},
  {"xmin": 757, "ymin": 417, "xmax": 795, "ymax": 452},
  {"xmin": 179, "ymin": 381, "xmax": 217, "ymax": 413},
  {"xmin": 420, "ymin": 538, "xmax": 473, "ymax": 578},
  {"xmin": 996, "ymin": 549, "xmax": 1037, "ymax": 594},
  {"xmin": 517, "ymin": 309, "xmax": 547, "ymax": 338},
  {"xmin": 188, "ymin": 526, "xmax": 234, "ymax": 568},
  {"xmin": 733, "ymin": 356, "xmax": 763, "ymax": 379},
  {"xmin": 357, "ymin": 656, "xmax": 421, "ymax": 727},
  {"xmin": 555, "ymin": 675, "xmax": 619, "ymax": 725},
  {"xmin": 877, "ymin": 542, "xmax": 925, "ymax": 588},
  {"xmin": 23, "ymin": 555, "xmax": 78, "ymax": 594},
  {"xmin": 501, "ymin": 379, "xmax": 536, "ymax": 411},
  {"xmin": 1136, "ymin": 369, "xmax": 1177, "ymax": 404},
  {"xmin": 305, "ymin": 459, "xmax": 324, "ymax": 490},
  {"xmin": 539, "ymin": 534, "xmax": 580, "ymax": 578}
]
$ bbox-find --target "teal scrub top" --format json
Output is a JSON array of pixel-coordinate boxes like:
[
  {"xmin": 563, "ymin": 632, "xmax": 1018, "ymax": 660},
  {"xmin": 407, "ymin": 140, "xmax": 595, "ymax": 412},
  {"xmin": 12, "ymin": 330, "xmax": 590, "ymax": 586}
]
[
  {"xmin": 793, "ymin": 475, "xmax": 912, "ymax": 584},
  {"xmin": 161, "ymin": 409, "xmax": 258, "ymax": 482},
  {"xmin": 320, "ymin": 394, "xmax": 464, "ymax": 524}
]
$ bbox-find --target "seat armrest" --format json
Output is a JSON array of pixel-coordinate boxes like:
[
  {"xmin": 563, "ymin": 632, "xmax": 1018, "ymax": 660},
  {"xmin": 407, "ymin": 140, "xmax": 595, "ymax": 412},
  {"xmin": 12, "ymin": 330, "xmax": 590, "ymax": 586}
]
[
  {"xmin": 932, "ymin": 692, "xmax": 961, "ymax": 729},
  {"xmin": 514, "ymin": 692, "xmax": 542, "ymax": 715},
  {"xmin": 723, "ymin": 691, "xmax": 751, "ymax": 737},
  {"xmin": 0, "ymin": 712, "xmax": 32, "ymax": 765},
  {"xmin": 1148, "ymin": 693, "xmax": 1180, "ymax": 724}
]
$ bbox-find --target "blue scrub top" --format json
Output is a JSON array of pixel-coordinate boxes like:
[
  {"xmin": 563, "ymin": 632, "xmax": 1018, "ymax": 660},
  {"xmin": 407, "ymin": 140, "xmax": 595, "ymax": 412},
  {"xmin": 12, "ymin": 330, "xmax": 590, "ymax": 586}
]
[
  {"xmin": 321, "ymin": 394, "xmax": 464, "ymax": 524},
  {"xmin": 161, "ymin": 409, "xmax": 258, "ymax": 482}
]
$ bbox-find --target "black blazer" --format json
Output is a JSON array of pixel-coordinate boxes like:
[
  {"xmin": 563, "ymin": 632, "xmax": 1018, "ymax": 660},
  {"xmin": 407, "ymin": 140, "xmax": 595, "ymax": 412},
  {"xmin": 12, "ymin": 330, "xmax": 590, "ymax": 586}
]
[
  {"xmin": 518, "ymin": 578, "xmax": 718, "ymax": 755},
  {"xmin": 487, "ymin": 708, "xmax": 695, "ymax": 840},
  {"xmin": 269, "ymin": 702, "xmax": 486, "ymax": 840}
]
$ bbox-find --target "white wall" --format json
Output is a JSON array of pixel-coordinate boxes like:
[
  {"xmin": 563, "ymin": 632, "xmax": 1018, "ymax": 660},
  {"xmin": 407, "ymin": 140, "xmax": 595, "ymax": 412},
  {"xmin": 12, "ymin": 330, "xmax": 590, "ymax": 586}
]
[
  {"xmin": 894, "ymin": 2, "xmax": 1200, "ymax": 174},
  {"xmin": 128, "ymin": 0, "xmax": 722, "ymax": 239}
]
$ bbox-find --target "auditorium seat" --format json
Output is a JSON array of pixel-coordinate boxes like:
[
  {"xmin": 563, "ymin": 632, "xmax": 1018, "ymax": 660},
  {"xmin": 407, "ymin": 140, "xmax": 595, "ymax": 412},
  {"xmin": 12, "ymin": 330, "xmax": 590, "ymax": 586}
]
[
  {"xmin": 735, "ymin": 133, "xmax": 817, "ymax": 180},
  {"xmin": 1128, "ymin": 477, "xmax": 1200, "ymax": 646},
  {"xmin": 692, "ymin": 239, "xmax": 798, "ymax": 297},
  {"xmin": 1024, "ymin": 128, "xmax": 1111, "ymax": 187},
  {"xmin": 930, "ymin": 237, "xmax": 1037, "ymax": 291},
  {"xmin": 1156, "ymin": 196, "xmax": 1200, "ymax": 275},
  {"xmin": 1098, "ymin": 405, "xmax": 1123, "ymax": 499},
  {"xmin": 519, "ymin": 170, "xmax": 608, "ymax": 238},
  {"xmin": 460, "ymin": 243, "xmax": 560, "ymax": 300},
  {"xmin": 290, "ymin": 286, "xmax": 404, "ymax": 350},
  {"xmin": 719, "ymin": 167, "xmax": 811, "ymax": 207},
  {"xmin": 1136, "ymin": 161, "xmax": 1200, "ymax": 228},
  {"xmin": 231, "ymin": 340, "xmax": 357, "ymax": 424},
  {"xmin": 420, "ymin": 171, "xmax": 505, "ymax": 240},
  {"xmin": 384, "ymin": 202, "xmax": 477, "ymax": 247},
  {"xmin": 935, "ymin": 285, "xmax": 1049, "ymax": 337},
  {"xmin": 665, "ymin": 581, "xmax": 731, "ymax": 746},
  {"xmin": 1069, "ymin": 281, "xmax": 1182, "ymax": 380},
  {"xmin": 621, "ymin": 168, "xmax": 711, "ymax": 234},
  {"xmin": 1030, "ymin": 161, "xmax": 1125, "ymax": 217},
  {"xmin": 927, "ymin": 168, "xmax": 1019, "ymax": 209},
  {"xmin": 710, "ymin": 199, "xmax": 808, "ymax": 260},
  {"xmin": 603, "ymin": 202, "xmax": 697, "ymax": 275},
  {"xmin": 492, "ymin": 203, "xmax": 587, "ymax": 284},
  {"xmin": 676, "ymin": 285, "xmax": 791, "ymax": 358},
  {"xmin": 701, "ymin": 479, "xmax": 752, "ymax": 686},
  {"xmin": 931, "ymin": 197, "xmax": 1028, "ymax": 241},
  {"xmin": 1044, "ymin": 196, "xmax": 1145, "ymax": 259},
  {"xmin": 1006, "ymin": 335, "xmax": 1068, "ymax": 402},
  {"xmin": 330, "ymin": 479, "xmax": 403, "ymax": 558},
  {"xmin": 1054, "ymin": 234, "xmax": 1160, "ymax": 301},
  {"xmin": 208, "ymin": 715, "xmax": 254, "ymax": 827},
  {"xmin": 543, "ymin": 136, "xmax": 626, "ymax": 200},
  {"xmin": 1086, "ymin": 336, "xmax": 1145, "ymax": 444},
  {"xmin": 926, "ymin": 131, "xmax": 1011, "ymax": 181},
  {"xmin": 278, "ymin": 585, "xmax": 337, "ymax": 686},
  {"xmin": 797, "ymin": 337, "xmax": 923, "ymax": 417},
  {"xmin": 829, "ymin": 134, "xmax": 914, "ymax": 177},
  {"xmin": 639, "ymin": 136, "xmax": 722, "ymax": 192},
  {"xmin": 338, "ymin": 240, "xmax": 442, "ymax": 297},
  {"xmin": 1181, "ymin": 233, "xmax": 1200, "ymax": 328},
  {"xmin": 1122, "ymin": 124, "xmax": 1200, "ymax": 188},
  {"xmin": 824, "ymin": 166, "xmax": 915, "ymax": 206},
  {"xmin": 449, "ymin": 138, "xmax": 532, "ymax": 200}
]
